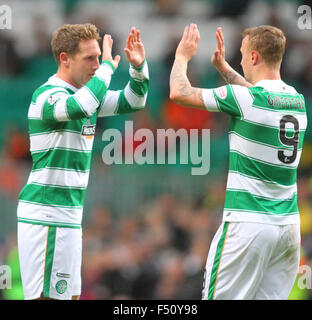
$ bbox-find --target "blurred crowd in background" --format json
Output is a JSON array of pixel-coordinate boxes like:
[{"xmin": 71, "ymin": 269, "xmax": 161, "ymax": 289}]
[{"xmin": 1, "ymin": 0, "xmax": 312, "ymax": 300}]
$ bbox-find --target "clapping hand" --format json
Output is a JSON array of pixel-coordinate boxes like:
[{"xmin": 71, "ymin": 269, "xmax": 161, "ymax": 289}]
[
  {"xmin": 102, "ymin": 34, "xmax": 120, "ymax": 70},
  {"xmin": 175, "ymin": 23, "xmax": 200, "ymax": 62},
  {"xmin": 124, "ymin": 27, "xmax": 146, "ymax": 69}
]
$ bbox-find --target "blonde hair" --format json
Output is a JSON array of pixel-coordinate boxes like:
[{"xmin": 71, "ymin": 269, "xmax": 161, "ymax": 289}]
[
  {"xmin": 242, "ymin": 25, "xmax": 286, "ymax": 67},
  {"xmin": 51, "ymin": 23, "xmax": 101, "ymax": 65}
]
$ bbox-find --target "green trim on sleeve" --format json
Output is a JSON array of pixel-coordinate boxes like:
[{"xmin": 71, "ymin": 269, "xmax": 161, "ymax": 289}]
[
  {"xmin": 213, "ymin": 85, "xmax": 242, "ymax": 118},
  {"xmin": 130, "ymin": 59, "xmax": 146, "ymax": 71}
]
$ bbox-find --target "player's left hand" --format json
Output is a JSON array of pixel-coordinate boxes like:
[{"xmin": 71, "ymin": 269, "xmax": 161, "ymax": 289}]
[
  {"xmin": 211, "ymin": 27, "xmax": 226, "ymax": 71},
  {"xmin": 175, "ymin": 24, "xmax": 200, "ymax": 62},
  {"xmin": 124, "ymin": 27, "xmax": 146, "ymax": 68}
]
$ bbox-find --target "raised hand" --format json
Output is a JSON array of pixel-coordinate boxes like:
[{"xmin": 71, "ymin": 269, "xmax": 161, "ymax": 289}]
[
  {"xmin": 124, "ymin": 27, "xmax": 146, "ymax": 68},
  {"xmin": 211, "ymin": 27, "xmax": 252, "ymax": 87},
  {"xmin": 211, "ymin": 27, "xmax": 226, "ymax": 71},
  {"xmin": 102, "ymin": 34, "xmax": 120, "ymax": 70},
  {"xmin": 175, "ymin": 23, "xmax": 200, "ymax": 62}
]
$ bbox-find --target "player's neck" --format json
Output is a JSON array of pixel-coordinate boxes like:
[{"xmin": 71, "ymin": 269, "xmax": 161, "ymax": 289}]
[
  {"xmin": 55, "ymin": 68, "xmax": 80, "ymax": 89},
  {"xmin": 251, "ymin": 66, "xmax": 281, "ymax": 85}
]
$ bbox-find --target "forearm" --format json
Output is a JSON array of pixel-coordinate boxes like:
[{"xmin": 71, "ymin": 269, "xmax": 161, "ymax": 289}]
[
  {"xmin": 98, "ymin": 60, "xmax": 149, "ymax": 117},
  {"xmin": 216, "ymin": 62, "xmax": 253, "ymax": 87},
  {"xmin": 67, "ymin": 61, "xmax": 115, "ymax": 119},
  {"xmin": 169, "ymin": 56, "xmax": 205, "ymax": 109},
  {"xmin": 42, "ymin": 61, "xmax": 115, "ymax": 122},
  {"xmin": 127, "ymin": 59, "xmax": 149, "ymax": 98}
]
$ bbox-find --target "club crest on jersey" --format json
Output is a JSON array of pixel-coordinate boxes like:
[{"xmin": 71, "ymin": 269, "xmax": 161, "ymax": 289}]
[
  {"xmin": 55, "ymin": 280, "xmax": 67, "ymax": 294},
  {"xmin": 215, "ymin": 86, "xmax": 227, "ymax": 100},
  {"xmin": 47, "ymin": 95, "xmax": 59, "ymax": 105}
]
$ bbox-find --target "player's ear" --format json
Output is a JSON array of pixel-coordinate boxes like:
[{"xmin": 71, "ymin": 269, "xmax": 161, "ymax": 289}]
[
  {"xmin": 59, "ymin": 52, "xmax": 70, "ymax": 68},
  {"xmin": 251, "ymin": 50, "xmax": 259, "ymax": 65}
]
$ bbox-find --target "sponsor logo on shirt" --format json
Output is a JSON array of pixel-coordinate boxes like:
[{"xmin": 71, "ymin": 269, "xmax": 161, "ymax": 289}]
[
  {"xmin": 81, "ymin": 125, "xmax": 96, "ymax": 136},
  {"xmin": 81, "ymin": 118, "xmax": 96, "ymax": 139}
]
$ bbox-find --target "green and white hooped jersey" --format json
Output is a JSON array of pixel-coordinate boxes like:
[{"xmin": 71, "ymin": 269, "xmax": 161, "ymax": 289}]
[
  {"xmin": 17, "ymin": 60, "xmax": 149, "ymax": 228},
  {"xmin": 202, "ymin": 80, "xmax": 307, "ymax": 225}
]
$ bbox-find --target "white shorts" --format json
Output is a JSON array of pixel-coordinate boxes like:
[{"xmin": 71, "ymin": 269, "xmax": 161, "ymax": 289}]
[
  {"xmin": 202, "ymin": 221, "xmax": 300, "ymax": 300},
  {"xmin": 18, "ymin": 222, "xmax": 82, "ymax": 300}
]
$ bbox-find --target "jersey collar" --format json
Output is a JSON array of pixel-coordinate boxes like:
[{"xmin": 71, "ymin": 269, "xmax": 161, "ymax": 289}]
[
  {"xmin": 46, "ymin": 75, "xmax": 78, "ymax": 93},
  {"xmin": 253, "ymin": 79, "xmax": 296, "ymax": 93}
]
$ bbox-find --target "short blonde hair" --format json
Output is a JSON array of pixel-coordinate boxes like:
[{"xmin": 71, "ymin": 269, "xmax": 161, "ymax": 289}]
[
  {"xmin": 242, "ymin": 25, "xmax": 286, "ymax": 67},
  {"xmin": 51, "ymin": 23, "xmax": 101, "ymax": 65}
]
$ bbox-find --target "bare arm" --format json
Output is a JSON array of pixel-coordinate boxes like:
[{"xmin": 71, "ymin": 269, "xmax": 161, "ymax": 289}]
[
  {"xmin": 169, "ymin": 24, "xmax": 206, "ymax": 110},
  {"xmin": 217, "ymin": 62, "xmax": 252, "ymax": 87},
  {"xmin": 170, "ymin": 57, "xmax": 205, "ymax": 109},
  {"xmin": 212, "ymin": 27, "xmax": 252, "ymax": 87}
]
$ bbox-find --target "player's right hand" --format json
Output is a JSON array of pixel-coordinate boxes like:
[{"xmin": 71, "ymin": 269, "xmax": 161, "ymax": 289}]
[
  {"xmin": 211, "ymin": 27, "xmax": 226, "ymax": 71},
  {"xmin": 175, "ymin": 23, "xmax": 200, "ymax": 62},
  {"xmin": 102, "ymin": 34, "xmax": 120, "ymax": 70}
]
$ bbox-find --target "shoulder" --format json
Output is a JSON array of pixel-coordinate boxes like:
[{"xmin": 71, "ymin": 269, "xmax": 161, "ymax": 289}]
[
  {"xmin": 230, "ymin": 84, "xmax": 255, "ymax": 98},
  {"xmin": 212, "ymin": 84, "xmax": 255, "ymax": 102},
  {"xmin": 224, "ymin": 84, "xmax": 254, "ymax": 109},
  {"xmin": 31, "ymin": 84, "xmax": 69, "ymax": 105}
]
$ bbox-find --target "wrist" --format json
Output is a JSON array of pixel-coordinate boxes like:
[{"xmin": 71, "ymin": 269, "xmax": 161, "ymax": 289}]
[
  {"xmin": 129, "ymin": 59, "xmax": 149, "ymax": 80},
  {"xmin": 216, "ymin": 61, "xmax": 230, "ymax": 74},
  {"xmin": 175, "ymin": 54, "xmax": 189, "ymax": 64},
  {"xmin": 130, "ymin": 59, "xmax": 145, "ymax": 71}
]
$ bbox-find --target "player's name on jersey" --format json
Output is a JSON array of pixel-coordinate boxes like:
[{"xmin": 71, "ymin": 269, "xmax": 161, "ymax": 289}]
[{"xmin": 267, "ymin": 94, "xmax": 305, "ymax": 111}]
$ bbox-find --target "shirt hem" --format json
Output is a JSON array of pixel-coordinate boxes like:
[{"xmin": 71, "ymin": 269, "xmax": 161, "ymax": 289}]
[
  {"xmin": 17, "ymin": 217, "xmax": 81, "ymax": 229},
  {"xmin": 223, "ymin": 209, "xmax": 300, "ymax": 225}
]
